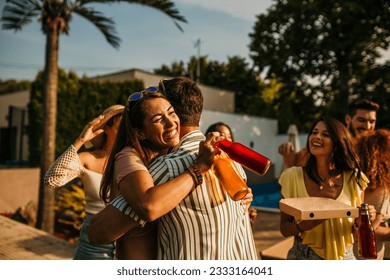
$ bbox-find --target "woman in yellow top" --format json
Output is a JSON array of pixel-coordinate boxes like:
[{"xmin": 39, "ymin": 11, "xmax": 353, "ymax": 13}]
[{"xmin": 279, "ymin": 117, "xmax": 369, "ymax": 260}]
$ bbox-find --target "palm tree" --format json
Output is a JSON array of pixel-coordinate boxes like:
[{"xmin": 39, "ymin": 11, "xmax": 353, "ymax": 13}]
[{"xmin": 1, "ymin": 0, "xmax": 186, "ymax": 233}]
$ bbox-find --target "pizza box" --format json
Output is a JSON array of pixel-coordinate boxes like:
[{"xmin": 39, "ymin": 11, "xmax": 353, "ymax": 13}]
[{"xmin": 279, "ymin": 197, "xmax": 359, "ymax": 220}]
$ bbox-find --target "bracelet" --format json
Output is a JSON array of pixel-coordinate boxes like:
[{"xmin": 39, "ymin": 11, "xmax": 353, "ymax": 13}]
[
  {"xmin": 186, "ymin": 169, "xmax": 197, "ymax": 188},
  {"xmin": 187, "ymin": 165, "xmax": 203, "ymax": 187},
  {"xmin": 295, "ymin": 221, "xmax": 304, "ymax": 237}
]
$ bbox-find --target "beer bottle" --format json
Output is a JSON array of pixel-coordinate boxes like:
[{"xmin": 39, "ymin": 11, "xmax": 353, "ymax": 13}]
[{"xmin": 358, "ymin": 203, "xmax": 377, "ymax": 259}]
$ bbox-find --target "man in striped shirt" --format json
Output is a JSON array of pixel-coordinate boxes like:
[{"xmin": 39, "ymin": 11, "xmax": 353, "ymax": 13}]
[{"xmin": 89, "ymin": 77, "xmax": 257, "ymax": 259}]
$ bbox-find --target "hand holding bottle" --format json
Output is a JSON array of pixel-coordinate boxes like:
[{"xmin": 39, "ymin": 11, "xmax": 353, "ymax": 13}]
[
  {"xmin": 214, "ymin": 139, "xmax": 271, "ymax": 176},
  {"xmin": 358, "ymin": 203, "xmax": 378, "ymax": 259}
]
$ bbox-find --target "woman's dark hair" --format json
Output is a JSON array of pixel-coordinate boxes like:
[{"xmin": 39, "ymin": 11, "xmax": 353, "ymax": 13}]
[
  {"xmin": 205, "ymin": 122, "xmax": 234, "ymax": 141},
  {"xmin": 305, "ymin": 117, "xmax": 363, "ymax": 188},
  {"xmin": 100, "ymin": 91, "xmax": 167, "ymax": 203}
]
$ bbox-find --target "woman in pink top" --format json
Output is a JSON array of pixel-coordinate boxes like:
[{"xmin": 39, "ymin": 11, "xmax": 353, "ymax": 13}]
[{"xmin": 100, "ymin": 88, "xmax": 217, "ymax": 259}]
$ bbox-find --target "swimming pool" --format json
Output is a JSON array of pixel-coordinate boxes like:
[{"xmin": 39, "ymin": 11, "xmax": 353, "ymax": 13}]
[{"xmin": 250, "ymin": 181, "xmax": 281, "ymax": 211}]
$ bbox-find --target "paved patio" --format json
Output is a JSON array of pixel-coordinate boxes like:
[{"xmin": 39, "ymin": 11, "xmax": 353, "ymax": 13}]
[
  {"xmin": 1, "ymin": 210, "xmax": 387, "ymax": 260},
  {"xmin": 0, "ymin": 214, "xmax": 75, "ymax": 260},
  {"xmin": 0, "ymin": 209, "xmax": 284, "ymax": 260}
]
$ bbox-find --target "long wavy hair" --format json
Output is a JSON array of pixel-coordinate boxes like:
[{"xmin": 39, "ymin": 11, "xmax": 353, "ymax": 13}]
[
  {"xmin": 100, "ymin": 91, "xmax": 168, "ymax": 203},
  {"xmin": 355, "ymin": 129, "xmax": 390, "ymax": 191},
  {"xmin": 305, "ymin": 117, "xmax": 363, "ymax": 188}
]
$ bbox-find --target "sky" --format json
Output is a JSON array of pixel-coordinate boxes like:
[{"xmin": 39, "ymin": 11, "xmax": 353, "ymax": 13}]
[{"xmin": 0, "ymin": 0, "xmax": 274, "ymax": 81}]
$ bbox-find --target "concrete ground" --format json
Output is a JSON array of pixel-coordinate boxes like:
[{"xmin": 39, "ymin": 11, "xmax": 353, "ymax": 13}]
[
  {"xmin": 1, "ymin": 210, "xmax": 388, "ymax": 260},
  {"xmin": 0, "ymin": 209, "xmax": 283, "ymax": 260}
]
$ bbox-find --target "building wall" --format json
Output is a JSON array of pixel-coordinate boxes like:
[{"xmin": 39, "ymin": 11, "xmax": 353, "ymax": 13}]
[
  {"xmin": 91, "ymin": 69, "xmax": 235, "ymax": 113},
  {"xmin": 0, "ymin": 90, "xmax": 29, "ymax": 127},
  {"xmin": 0, "ymin": 90, "xmax": 30, "ymax": 162},
  {"xmin": 0, "ymin": 168, "xmax": 39, "ymax": 213}
]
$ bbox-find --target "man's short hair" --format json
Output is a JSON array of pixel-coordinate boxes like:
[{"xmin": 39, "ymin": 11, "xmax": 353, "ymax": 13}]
[
  {"xmin": 348, "ymin": 99, "xmax": 380, "ymax": 116},
  {"xmin": 160, "ymin": 77, "xmax": 203, "ymax": 126}
]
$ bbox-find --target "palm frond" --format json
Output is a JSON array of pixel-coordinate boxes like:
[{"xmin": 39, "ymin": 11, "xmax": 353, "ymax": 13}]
[
  {"xmin": 125, "ymin": 0, "xmax": 187, "ymax": 32},
  {"xmin": 73, "ymin": 6, "xmax": 121, "ymax": 49},
  {"xmin": 1, "ymin": 0, "xmax": 40, "ymax": 31},
  {"xmin": 81, "ymin": 0, "xmax": 187, "ymax": 32}
]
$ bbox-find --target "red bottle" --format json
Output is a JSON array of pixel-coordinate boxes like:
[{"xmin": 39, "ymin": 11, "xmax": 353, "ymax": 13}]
[
  {"xmin": 214, "ymin": 140, "xmax": 271, "ymax": 176},
  {"xmin": 358, "ymin": 203, "xmax": 377, "ymax": 259}
]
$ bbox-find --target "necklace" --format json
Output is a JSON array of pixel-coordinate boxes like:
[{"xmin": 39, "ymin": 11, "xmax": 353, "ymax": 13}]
[
  {"xmin": 318, "ymin": 179, "xmax": 335, "ymax": 190},
  {"xmin": 318, "ymin": 172, "xmax": 341, "ymax": 190}
]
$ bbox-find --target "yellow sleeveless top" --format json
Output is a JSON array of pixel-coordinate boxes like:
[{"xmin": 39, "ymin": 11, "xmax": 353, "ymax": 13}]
[{"xmin": 279, "ymin": 166, "xmax": 369, "ymax": 260}]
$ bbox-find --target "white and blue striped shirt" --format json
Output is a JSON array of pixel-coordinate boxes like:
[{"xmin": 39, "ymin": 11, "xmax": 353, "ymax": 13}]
[{"xmin": 111, "ymin": 130, "xmax": 257, "ymax": 260}]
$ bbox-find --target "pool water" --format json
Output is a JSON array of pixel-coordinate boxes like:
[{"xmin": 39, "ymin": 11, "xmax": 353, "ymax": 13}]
[{"xmin": 250, "ymin": 181, "xmax": 281, "ymax": 210}]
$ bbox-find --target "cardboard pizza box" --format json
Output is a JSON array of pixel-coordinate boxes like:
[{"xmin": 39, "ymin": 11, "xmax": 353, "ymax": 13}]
[{"xmin": 279, "ymin": 197, "xmax": 359, "ymax": 220}]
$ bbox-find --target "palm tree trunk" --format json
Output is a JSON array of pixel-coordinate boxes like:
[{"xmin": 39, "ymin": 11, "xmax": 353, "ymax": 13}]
[{"xmin": 36, "ymin": 22, "xmax": 60, "ymax": 233}]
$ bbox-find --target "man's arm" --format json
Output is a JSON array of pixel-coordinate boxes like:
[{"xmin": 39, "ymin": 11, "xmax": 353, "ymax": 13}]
[
  {"xmin": 88, "ymin": 204, "xmax": 139, "ymax": 244},
  {"xmin": 278, "ymin": 142, "xmax": 297, "ymax": 168},
  {"xmin": 278, "ymin": 142, "xmax": 309, "ymax": 168},
  {"xmin": 295, "ymin": 146, "xmax": 309, "ymax": 167}
]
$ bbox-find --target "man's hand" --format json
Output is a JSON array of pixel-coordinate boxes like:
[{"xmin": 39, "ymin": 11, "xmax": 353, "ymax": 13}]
[
  {"xmin": 278, "ymin": 142, "xmax": 297, "ymax": 168},
  {"xmin": 278, "ymin": 141, "xmax": 294, "ymax": 156}
]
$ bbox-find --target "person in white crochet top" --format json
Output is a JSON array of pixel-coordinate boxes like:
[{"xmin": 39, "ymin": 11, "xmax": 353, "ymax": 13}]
[{"xmin": 44, "ymin": 104, "xmax": 124, "ymax": 260}]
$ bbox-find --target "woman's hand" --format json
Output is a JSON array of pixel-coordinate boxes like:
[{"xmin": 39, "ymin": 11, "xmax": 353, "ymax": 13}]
[
  {"xmin": 240, "ymin": 187, "xmax": 253, "ymax": 211},
  {"xmin": 248, "ymin": 207, "xmax": 258, "ymax": 227},
  {"xmin": 297, "ymin": 219, "xmax": 326, "ymax": 232},
  {"xmin": 367, "ymin": 204, "xmax": 377, "ymax": 222},
  {"xmin": 73, "ymin": 115, "xmax": 104, "ymax": 150},
  {"xmin": 240, "ymin": 188, "xmax": 258, "ymax": 226}
]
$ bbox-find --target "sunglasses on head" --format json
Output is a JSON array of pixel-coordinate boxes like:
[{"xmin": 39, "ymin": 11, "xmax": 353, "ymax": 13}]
[
  {"xmin": 158, "ymin": 79, "xmax": 167, "ymax": 95},
  {"xmin": 127, "ymin": 86, "xmax": 160, "ymax": 107}
]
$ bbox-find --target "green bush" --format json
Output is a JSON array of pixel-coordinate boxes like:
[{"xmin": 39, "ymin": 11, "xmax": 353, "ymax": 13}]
[{"xmin": 28, "ymin": 69, "xmax": 143, "ymax": 165}]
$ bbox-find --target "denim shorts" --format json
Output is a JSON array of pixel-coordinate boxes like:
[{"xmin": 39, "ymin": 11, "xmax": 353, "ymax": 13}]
[
  {"xmin": 73, "ymin": 214, "xmax": 116, "ymax": 260},
  {"xmin": 287, "ymin": 239, "xmax": 355, "ymax": 260}
]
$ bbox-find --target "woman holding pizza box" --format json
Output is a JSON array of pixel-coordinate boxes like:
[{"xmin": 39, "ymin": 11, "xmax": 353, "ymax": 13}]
[{"xmin": 278, "ymin": 117, "xmax": 374, "ymax": 260}]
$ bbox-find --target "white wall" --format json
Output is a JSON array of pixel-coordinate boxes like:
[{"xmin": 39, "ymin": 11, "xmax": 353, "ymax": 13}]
[
  {"xmin": 200, "ymin": 109, "xmax": 308, "ymax": 184},
  {"xmin": 200, "ymin": 110, "xmax": 278, "ymax": 185}
]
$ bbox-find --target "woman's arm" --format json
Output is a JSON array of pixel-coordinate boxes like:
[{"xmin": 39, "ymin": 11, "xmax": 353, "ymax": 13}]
[
  {"xmin": 119, "ymin": 161, "xmax": 208, "ymax": 222},
  {"xmin": 279, "ymin": 194, "xmax": 325, "ymax": 237},
  {"xmin": 44, "ymin": 145, "xmax": 83, "ymax": 188},
  {"xmin": 88, "ymin": 204, "xmax": 138, "ymax": 244},
  {"xmin": 44, "ymin": 115, "xmax": 105, "ymax": 188},
  {"xmin": 280, "ymin": 210, "xmax": 325, "ymax": 237},
  {"xmin": 375, "ymin": 222, "xmax": 390, "ymax": 243},
  {"xmin": 119, "ymin": 133, "xmax": 218, "ymax": 222},
  {"xmin": 280, "ymin": 210, "xmax": 300, "ymax": 237}
]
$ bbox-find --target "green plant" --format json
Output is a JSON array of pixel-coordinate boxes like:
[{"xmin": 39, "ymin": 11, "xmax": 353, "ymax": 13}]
[{"xmin": 54, "ymin": 181, "xmax": 85, "ymax": 239}]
